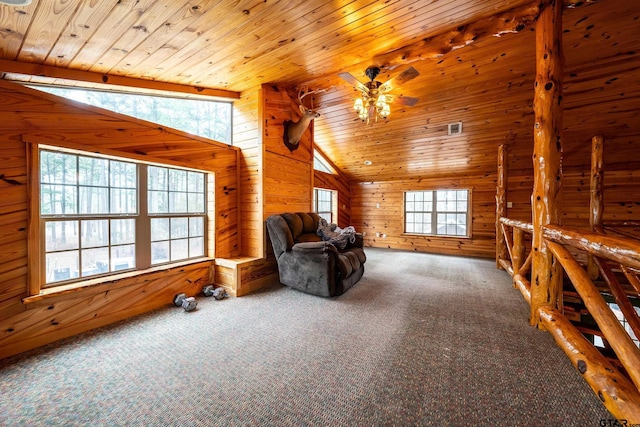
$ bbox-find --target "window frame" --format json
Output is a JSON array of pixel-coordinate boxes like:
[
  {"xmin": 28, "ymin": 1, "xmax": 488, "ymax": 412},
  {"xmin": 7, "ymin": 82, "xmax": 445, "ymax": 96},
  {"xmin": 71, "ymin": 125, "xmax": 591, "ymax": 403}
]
[
  {"xmin": 29, "ymin": 143, "xmax": 213, "ymax": 295},
  {"xmin": 403, "ymin": 189, "xmax": 472, "ymax": 238}
]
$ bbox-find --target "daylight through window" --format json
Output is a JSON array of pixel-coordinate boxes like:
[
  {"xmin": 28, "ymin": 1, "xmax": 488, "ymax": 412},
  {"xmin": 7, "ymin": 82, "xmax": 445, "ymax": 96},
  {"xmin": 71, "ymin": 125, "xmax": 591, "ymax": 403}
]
[
  {"xmin": 313, "ymin": 188, "xmax": 336, "ymax": 223},
  {"xmin": 40, "ymin": 148, "xmax": 208, "ymax": 287},
  {"xmin": 29, "ymin": 86, "xmax": 233, "ymax": 144},
  {"xmin": 404, "ymin": 190, "xmax": 470, "ymax": 237}
]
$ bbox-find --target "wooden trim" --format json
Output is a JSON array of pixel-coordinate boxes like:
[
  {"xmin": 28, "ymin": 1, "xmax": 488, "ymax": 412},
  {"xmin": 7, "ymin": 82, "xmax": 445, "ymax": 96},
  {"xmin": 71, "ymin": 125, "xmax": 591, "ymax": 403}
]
[
  {"xmin": 530, "ymin": 0, "xmax": 564, "ymax": 328},
  {"xmin": 539, "ymin": 306, "xmax": 640, "ymax": 423},
  {"xmin": 496, "ymin": 144, "xmax": 508, "ymax": 268},
  {"xmin": 0, "ymin": 59, "xmax": 239, "ymax": 100},
  {"xmin": 26, "ymin": 141, "xmax": 41, "ymax": 297}
]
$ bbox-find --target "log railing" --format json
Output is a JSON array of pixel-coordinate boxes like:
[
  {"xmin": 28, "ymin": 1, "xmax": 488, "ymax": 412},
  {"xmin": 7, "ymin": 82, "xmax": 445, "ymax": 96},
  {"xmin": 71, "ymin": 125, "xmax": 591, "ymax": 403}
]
[
  {"xmin": 498, "ymin": 217, "xmax": 534, "ymax": 304},
  {"xmin": 542, "ymin": 224, "xmax": 640, "ymax": 421}
]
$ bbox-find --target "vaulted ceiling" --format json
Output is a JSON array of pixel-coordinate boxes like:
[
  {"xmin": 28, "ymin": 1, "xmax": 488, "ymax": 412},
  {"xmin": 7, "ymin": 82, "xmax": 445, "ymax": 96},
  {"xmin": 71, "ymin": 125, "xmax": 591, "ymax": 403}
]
[{"xmin": 1, "ymin": 0, "xmax": 637, "ymax": 182}]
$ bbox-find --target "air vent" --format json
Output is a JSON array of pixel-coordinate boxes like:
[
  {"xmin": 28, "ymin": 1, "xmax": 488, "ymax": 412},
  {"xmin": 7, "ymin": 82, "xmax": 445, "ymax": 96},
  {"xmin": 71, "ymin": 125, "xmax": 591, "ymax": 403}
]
[{"xmin": 448, "ymin": 122, "xmax": 463, "ymax": 135}]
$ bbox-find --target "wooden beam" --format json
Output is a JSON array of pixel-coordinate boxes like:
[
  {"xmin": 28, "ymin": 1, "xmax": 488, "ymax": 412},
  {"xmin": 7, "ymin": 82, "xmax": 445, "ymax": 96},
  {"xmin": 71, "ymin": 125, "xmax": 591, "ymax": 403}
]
[
  {"xmin": 588, "ymin": 135, "xmax": 604, "ymax": 279},
  {"xmin": 372, "ymin": 1, "xmax": 600, "ymax": 69},
  {"xmin": 0, "ymin": 59, "xmax": 240, "ymax": 100},
  {"xmin": 530, "ymin": 0, "xmax": 564, "ymax": 328},
  {"xmin": 496, "ymin": 144, "xmax": 508, "ymax": 269},
  {"xmin": 373, "ymin": 3, "xmax": 542, "ymax": 68}
]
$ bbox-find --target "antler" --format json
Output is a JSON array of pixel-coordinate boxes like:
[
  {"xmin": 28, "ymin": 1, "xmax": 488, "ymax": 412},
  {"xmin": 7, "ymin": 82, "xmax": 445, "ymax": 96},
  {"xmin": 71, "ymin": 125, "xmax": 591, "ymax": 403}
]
[{"xmin": 297, "ymin": 85, "xmax": 325, "ymax": 110}]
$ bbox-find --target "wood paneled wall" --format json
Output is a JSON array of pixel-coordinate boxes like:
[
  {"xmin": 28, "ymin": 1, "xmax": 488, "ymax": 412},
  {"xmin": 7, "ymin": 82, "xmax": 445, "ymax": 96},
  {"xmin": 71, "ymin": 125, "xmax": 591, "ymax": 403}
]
[
  {"xmin": 351, "ymin": 174, "xmax": 496, "ymax": 258},
  {"xmin": 0, "ymin": 80, "xmax": 239, "ymax": 359}
]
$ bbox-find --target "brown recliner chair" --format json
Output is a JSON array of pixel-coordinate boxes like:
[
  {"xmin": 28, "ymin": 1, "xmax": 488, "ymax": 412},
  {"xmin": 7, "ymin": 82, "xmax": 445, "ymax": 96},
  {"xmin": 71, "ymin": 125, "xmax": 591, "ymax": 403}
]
[{"xmin": 266, "ymin": 212, "xmax": 366, "ymax": 297}]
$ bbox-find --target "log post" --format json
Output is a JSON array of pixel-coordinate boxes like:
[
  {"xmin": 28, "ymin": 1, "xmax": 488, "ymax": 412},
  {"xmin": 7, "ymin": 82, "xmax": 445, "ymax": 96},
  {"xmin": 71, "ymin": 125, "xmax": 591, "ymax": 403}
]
[
  {"xmin": 588, "ymin": 135, "xmax": 604, "ymax": 279},
  {"xmin": 530, "ymin": 0, "xmax": 564, "ymax": 328},
  {"xmin": 513, "ymin": 228, "xmax": 525, "ymax": 275},
  {"xmin": 496, "ymin": 144, "xmax": 508, "ymax": 269}
]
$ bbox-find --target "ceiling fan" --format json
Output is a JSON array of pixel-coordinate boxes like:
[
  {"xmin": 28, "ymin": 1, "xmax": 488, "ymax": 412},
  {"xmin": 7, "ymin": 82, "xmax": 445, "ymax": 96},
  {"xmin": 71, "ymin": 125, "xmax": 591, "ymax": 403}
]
[{"xmin": 338, "ymin": 66, "xmax": 420, "ymax": 123}]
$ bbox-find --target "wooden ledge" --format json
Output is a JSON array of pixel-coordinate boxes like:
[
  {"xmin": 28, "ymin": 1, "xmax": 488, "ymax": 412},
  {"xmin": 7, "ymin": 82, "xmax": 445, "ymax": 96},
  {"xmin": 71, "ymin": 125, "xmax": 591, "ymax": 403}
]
[{"xmin": 23, "ymin": 258, "xmax": 214, "ymax": 308}]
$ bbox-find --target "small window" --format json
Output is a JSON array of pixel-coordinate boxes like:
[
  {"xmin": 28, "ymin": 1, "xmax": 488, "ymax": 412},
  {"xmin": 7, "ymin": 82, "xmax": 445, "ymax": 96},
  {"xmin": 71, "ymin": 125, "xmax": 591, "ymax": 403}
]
[
  {"xmin": 313, "ymin": 150, "xmax": 334, "ymax": 174},
  {"xmin": 313, "ymin": 188, "xmax": 337, "ymax": 223},
  {"xmin": 404, "ymin": 189, "xmax": 470, "ymax": 237}
]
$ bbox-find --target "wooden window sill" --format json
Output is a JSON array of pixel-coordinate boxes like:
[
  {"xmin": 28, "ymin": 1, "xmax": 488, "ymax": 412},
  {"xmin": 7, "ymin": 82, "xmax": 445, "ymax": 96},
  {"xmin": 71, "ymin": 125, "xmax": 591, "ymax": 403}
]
[{"xmin": 23, "ymin": 257, "xmax": 214, "ymax": 308}]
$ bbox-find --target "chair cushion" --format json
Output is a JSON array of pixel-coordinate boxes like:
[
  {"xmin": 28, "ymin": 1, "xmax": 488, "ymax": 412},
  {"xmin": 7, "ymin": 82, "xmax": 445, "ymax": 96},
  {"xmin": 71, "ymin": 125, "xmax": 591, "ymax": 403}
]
[
  {"xmin": 297, "ymin": 212, "xmax": 316, "ymax": 234},
  {"xmin": 282, "ymin": 213, "xmax": 303, "ymax": 239}
]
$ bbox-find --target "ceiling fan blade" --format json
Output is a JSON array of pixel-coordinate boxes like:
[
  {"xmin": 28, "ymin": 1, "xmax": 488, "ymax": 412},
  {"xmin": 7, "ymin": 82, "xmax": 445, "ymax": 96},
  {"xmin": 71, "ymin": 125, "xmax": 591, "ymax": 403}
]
[
  {"xmin": 338, "ymin": 72, "xmax": 368, "ymax": 93},
  {"xmin": 379, "ymin": 66, "xmax": 420, "ymax": 93},
  {"xmin": 387, "ymin": 94, "xmax": 419, "ymax": 107}
]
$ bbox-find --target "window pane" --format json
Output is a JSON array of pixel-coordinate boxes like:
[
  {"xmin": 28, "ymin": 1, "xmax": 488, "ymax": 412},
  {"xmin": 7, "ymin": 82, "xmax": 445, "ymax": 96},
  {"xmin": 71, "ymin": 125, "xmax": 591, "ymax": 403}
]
[
  {"xmin": 189, "ymin": 237, "xmax": 204, "ymax": 257},
  {"xmin": 169, "ymin": 169, "xmax": 187, "ymax": 192},
  {"xmin": 189, "ymin": 217, "xmax": 204, "ymax": 237},
  {"xmin": 151, "ymin": 218, "xmax": 170, "ymax": 241},
  {"xmin": 148, "ymin": 166, "xmax": 168, "ymax": 191},
  {"xmin": 41, "ymin": 184, "xmax": 77, "ymax": 215},
  {"xmin": 46, "ymin": 251, "xmax": 79, "ymax": 283},
  {"xmin": 111, "ymin": 161, "xmax": 137, "ymax": 188},
  {"xmin": 171, "ymin": 218, "xmax": 189, "ymax": 239},
  {"xmin": 79, "ymin": 186, "xmax": 109, "ymax": 214},
  {"xmin": 171, "ymin": 238, "xmax": 189, "ymax": 261},
  {"xmin": 78, "ymin": 157, "xmax": 108, "ymax": 186},
  {"xmin": 81, "ymin": 220, "xmax": 108, "ymax": 248},
  {"xmin": 40, "ymin": 151, "xmax": 77, "ymax": 184},
  {"xmin": 111, "ymin": 219, "xmax": 135, "ymax": 245},
  {"xmin": 81, "ymin": 247, "xmax": 109, "ymax": 276},
  {"xmin": 188, "ymin": 193, "xmax": 205, "ymax": 213},
  {"xmin": 187, "ymin": 171, "xmax": 204, "ymax": 193},
  {"xmin": 112, "ymin": 245, "xmax": 135, "ymax": 271},
  {"xmin": 111, "ymin": 188, "xmax": 136, "ymax": 214},
  {"xmin": 149, "ymin": 190, "xmax": 168, "ymax": 213},
  {"xmin": 151, "ymin": 241, "xmax": 170, "ymax": 264},
  {"xmin": 169, "ymin": 192, "xmax": 188, "ymax": 212},
  {"xmin": 45, "ymin": 221, "xmax": 79, "ymax": 251}
]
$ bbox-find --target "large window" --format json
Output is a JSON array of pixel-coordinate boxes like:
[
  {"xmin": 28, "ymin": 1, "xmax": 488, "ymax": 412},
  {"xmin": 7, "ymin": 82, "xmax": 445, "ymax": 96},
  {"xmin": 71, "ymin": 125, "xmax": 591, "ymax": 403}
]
[
  {"xmin": 40, "ymin": 147, "xmax": 208, "ymax": 287},
  {"xmin": 30, "ymin": 86, "xmax": 232, "ymax": 144},
  {"xmin": 404, "ymin": 190, "xmax": 470, "ymax": 237},
  {"xmin": 313, "ymin": 188, "xmax": 337, "ymax": 223}
]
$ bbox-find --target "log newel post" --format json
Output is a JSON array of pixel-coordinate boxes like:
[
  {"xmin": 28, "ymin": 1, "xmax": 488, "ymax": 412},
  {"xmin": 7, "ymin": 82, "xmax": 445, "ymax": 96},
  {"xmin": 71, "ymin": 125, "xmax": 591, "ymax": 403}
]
[
  {"xmin": 531, "ymin": 0, "xmax": 564, "ymax": 328},
  {"xmin": 588, "ymin": 135, "xmax": 604, "ymax": 279},
  {"xmin": 496, "ymin": 144, "xmax": 508, "ymax": 269}
]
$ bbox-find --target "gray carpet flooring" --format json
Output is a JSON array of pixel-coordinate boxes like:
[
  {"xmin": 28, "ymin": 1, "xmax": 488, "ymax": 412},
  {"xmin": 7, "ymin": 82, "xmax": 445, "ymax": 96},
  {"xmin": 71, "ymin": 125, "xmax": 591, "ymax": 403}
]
[{"xmin": 0, "ymin": 248, "xmax": 612, "ymax": 426}]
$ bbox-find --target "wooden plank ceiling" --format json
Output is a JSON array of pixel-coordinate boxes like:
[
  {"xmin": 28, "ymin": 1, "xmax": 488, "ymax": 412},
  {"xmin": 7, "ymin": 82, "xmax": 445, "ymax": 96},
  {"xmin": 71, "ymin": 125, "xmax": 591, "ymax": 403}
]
[{"xmin": 0, "ymin": 0, "xmax": 637, "ymax": 182}]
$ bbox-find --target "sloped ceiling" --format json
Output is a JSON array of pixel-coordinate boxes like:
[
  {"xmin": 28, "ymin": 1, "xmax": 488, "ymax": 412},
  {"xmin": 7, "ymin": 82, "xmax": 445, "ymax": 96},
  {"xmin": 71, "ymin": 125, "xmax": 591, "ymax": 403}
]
[{"xmin": 0, "ymin": 0, "xmax": 637, "ymax": 182}]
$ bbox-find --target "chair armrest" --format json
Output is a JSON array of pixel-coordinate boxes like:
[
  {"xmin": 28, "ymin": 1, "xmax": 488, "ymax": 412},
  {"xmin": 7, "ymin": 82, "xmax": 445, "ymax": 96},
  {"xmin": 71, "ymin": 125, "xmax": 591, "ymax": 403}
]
[
  {"xmin": 351, "ymin": 233, "xmax": 364, "ymax": 248},
  {"xmin": 292, "ymin": 241, "xmax": 338, "ymax": 255}
]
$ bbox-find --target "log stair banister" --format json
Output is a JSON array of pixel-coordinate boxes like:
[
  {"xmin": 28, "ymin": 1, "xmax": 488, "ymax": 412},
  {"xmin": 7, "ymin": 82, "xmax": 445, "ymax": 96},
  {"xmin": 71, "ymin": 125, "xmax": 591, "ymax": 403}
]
[
  {"xmin": 498, "ymin": 218, "xmax": 534, "ymax": 303},
  {"xmin": 544, "ymin": 236, "xmax": 640, "ymax": 391},
  {"xmin": 539, "ymin": 306, "xmax": 640, "ymax": 422},
  {"xmin": 596, "ymin": 258, "xmax": 640, "ymax": 347}
]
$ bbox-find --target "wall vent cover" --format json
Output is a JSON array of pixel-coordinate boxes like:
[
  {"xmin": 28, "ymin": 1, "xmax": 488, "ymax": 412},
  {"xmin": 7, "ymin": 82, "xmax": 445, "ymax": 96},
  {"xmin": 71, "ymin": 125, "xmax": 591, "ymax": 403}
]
[{"xmin": 448, "ymin": 122, "xmax": 463, "ymax": 135}]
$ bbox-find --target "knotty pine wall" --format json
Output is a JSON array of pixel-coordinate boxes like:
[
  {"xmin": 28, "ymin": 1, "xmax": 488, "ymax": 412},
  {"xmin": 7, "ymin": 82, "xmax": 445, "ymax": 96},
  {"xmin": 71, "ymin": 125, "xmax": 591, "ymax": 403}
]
[
  {"xmin": 352, "ymin": 174, "xmax": 497, "ymax": 258},
  {"xmin": 0, "ymin": 80, "xmax": 239, "ymax": 359}
]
